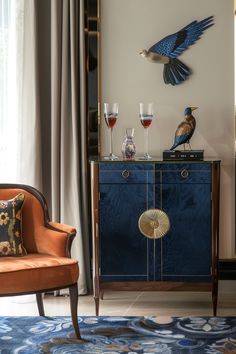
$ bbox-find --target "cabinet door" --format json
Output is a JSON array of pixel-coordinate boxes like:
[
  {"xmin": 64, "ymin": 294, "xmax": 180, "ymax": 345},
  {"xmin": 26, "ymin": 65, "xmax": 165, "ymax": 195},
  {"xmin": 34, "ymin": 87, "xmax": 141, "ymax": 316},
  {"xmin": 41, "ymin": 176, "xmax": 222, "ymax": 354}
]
[
  {"xmin": 155, "ymin": 163, "xmax": 212, "ymax": 282},
  {"xmin": 99, "ymin": 163, "xmax": 154, "ymax": 282}
]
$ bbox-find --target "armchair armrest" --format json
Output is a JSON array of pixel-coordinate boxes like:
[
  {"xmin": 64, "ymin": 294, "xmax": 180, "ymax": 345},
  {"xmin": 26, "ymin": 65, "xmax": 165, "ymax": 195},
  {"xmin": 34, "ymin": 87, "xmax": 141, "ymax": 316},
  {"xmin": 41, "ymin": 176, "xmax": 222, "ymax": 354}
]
[
  {"xmin": 48, "ymin": 221, "xmax": 76, "ymax": 235},
  {"xmin": 34, "ymin": 222, "xmax": 77, "ymax": 257}
]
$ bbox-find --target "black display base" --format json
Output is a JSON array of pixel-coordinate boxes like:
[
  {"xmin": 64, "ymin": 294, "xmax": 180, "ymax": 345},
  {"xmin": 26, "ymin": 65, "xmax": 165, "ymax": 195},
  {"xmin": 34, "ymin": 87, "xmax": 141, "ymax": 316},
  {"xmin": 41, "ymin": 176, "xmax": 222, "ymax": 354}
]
[{"xmin": 163, "ymin": 150, "xmax": 204, "ymax": 161}]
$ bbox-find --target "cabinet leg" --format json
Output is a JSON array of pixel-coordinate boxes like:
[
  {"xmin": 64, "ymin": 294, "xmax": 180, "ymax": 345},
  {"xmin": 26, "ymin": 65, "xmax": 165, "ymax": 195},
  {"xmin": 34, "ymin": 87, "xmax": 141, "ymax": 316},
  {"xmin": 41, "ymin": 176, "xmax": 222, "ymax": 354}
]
[
  {"xmin": 93, "ymin": 274, "xmax": 100, "ymax": 315},
  {"xmin": 212, "ymin": 279, "xmax": 218, "ymax": 316},
  {"xmin": 94, "ymin": 296, "xmax": 100, "ymax": 316}
]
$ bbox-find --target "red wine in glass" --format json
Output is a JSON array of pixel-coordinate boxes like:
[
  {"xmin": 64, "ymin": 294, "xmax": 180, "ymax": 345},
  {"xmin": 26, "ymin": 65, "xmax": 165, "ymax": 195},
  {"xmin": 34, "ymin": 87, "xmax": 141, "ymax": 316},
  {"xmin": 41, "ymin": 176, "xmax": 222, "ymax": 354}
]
[
  {"xmin": 105, "ymin": 114, "xmax": 117, "ymax": 128},
  {"xmin": 104, "ymin": 103, "xmax": 119, "ymax": 160},
  {"xmin": 139, "ymin": 103, "xmax": 154, "ymax": 160},
  {"xmin": 140, "ymin": 116, "xmax": 153, "ymax": 128}
]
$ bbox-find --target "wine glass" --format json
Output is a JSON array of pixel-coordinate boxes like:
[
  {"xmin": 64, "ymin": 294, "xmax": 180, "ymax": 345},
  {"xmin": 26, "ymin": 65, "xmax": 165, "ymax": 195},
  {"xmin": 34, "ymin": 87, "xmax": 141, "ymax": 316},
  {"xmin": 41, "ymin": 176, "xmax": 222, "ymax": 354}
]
[
  {"xmin": 104, "ymin": 103, "xmax": 119, "ymax": 160},
  {"xmin": 139, "ymin": 103, "xmax": 153, "ymax": 160}
]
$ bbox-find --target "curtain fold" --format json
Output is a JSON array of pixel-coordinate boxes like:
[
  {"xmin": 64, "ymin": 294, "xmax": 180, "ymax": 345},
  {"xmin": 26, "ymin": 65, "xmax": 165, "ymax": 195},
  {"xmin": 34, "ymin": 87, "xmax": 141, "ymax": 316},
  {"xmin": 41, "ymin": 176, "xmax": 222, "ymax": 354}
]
[
  {"xmin": 18, "ymin": 0, "xmax": 42, "ymax": 190},
  {"xmin": 18, "ymin": 0, "xmax": 91, "ymax": 294},
  {"xmin": 50, "ymin": 0, "xmax": 91, "ymax": 294}
]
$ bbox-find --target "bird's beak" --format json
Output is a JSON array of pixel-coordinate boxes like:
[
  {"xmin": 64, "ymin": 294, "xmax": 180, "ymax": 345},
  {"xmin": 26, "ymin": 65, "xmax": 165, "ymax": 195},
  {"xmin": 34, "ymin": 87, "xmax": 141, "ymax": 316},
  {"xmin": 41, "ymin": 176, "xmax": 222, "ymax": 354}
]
[{"xmin": 191, "ymin": 107, "xmax": 198, "ymax": 111}]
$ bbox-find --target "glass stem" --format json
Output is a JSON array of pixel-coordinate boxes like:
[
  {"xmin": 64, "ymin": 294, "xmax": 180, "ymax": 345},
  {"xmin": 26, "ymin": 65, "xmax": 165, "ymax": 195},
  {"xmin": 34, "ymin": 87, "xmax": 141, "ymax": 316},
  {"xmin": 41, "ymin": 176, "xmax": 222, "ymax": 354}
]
[
  {"xmin": 110, "ymin": 128, "xmax": 113, "ymax": 155},
  {"xmin": 145, "ymin": 128, "xmax": 149, "ymax": 155}
]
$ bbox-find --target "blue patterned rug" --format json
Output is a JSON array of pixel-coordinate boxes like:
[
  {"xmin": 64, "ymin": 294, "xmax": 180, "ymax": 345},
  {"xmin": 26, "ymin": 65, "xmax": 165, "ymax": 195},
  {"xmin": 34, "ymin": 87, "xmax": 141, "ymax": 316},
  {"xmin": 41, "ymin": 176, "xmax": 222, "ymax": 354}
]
[{"xmin": 1, "ymin": 316, "xmax": 236, "ymax": 353}]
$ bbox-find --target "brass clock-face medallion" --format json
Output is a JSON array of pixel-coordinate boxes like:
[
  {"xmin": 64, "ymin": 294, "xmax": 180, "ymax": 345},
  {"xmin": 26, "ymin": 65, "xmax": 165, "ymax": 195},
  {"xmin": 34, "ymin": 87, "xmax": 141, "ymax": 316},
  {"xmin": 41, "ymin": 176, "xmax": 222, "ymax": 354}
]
[{"xmin": 138, "ymin": 208, "xmax": 170, "ymax": 239}]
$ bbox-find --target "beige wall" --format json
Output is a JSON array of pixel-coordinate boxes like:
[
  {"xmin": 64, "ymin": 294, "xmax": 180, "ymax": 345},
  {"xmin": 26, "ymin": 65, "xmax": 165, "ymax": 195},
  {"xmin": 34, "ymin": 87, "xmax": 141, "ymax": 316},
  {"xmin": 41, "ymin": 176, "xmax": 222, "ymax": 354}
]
[{"xmin": 101, "ymin": 0, "xmax": 235, "ymax": 258}]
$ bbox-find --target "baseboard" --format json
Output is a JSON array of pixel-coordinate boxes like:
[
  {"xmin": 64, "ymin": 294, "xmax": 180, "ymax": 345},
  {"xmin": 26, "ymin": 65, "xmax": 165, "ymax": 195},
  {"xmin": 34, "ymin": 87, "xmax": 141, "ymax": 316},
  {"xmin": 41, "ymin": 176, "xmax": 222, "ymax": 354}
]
[{"xmin": 218, "ymin": 259, "xmax": 236, "ymax": 280}]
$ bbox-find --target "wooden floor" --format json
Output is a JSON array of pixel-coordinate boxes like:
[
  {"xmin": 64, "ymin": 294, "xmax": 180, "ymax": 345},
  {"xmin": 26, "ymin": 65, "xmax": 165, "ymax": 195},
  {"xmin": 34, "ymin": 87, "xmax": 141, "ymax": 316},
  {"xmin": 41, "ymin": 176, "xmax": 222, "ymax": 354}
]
[{"xmin": 0, "ymin": 281, "xmax": 235, "ymax": 317}]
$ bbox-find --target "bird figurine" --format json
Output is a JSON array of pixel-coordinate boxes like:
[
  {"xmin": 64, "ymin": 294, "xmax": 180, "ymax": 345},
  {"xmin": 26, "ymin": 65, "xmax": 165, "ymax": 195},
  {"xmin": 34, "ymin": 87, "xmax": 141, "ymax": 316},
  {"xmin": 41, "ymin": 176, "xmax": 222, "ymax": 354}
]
[
  {"xmin": 139, "ymin": 16, "xmax": 214, "ymax": 85},
  {"xmin": 170, "ymin": 107, "xmax": 198, "ymax": 150}
]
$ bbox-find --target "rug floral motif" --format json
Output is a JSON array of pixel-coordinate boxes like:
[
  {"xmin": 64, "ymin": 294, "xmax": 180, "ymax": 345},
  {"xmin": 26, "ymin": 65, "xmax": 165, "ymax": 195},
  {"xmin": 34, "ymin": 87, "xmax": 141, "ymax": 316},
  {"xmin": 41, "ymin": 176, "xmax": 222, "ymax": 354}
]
[{"xmin": 1, "ymin": 316, "xmax": 236, "ymax": 353}]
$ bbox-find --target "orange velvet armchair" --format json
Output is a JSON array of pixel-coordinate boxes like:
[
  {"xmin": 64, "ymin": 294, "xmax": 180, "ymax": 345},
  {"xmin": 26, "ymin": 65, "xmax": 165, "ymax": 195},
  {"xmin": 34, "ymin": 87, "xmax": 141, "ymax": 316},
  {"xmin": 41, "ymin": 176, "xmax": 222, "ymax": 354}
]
[{"xmin": 0, "ymin": 184, "xmax": 81, "ymax": 339}]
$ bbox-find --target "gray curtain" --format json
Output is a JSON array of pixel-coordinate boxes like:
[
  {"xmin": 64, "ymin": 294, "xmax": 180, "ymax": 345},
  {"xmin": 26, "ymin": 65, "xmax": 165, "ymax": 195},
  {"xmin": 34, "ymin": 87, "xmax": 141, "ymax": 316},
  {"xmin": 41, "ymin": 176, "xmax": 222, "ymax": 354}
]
[
  {"xmin": 18, "ymin": 0, "xmax": 43, "ymax": 190},
  {"xmin": 20, "ymin": 0, "xmax": 91, "ymax": 294},
  {"xmin": 50, "ymin": 0, "xmax": 91, "ymax": 294}
]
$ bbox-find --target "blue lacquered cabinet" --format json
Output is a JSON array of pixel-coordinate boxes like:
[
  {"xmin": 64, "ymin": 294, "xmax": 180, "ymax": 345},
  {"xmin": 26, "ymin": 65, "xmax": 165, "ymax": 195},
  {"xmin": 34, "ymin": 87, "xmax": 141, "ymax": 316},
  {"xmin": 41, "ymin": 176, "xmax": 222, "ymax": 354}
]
[{"xmin": 90, "ymin": 160, "xmax": 220, "ymax": 316}]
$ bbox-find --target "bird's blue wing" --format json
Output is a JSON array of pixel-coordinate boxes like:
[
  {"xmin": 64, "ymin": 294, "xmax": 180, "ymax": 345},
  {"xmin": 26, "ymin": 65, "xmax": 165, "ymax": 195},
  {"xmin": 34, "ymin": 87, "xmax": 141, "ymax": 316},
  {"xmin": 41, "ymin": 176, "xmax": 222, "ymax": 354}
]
[
  {"xmin": 149, "ymin": 33, "xmax": 179, "ymax": 58},
  {"xmin": 171, "ymin": 133, "xmax": 190, "ymax": 149},
  {"xmin": 149, "ymin": 16, "xmax": 214, "ymax": 58}
]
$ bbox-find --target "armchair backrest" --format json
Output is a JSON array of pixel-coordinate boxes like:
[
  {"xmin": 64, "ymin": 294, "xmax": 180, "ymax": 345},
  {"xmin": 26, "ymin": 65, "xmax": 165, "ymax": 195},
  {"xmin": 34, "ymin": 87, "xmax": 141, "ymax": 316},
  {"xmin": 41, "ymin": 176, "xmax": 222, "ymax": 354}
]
[{"xmin": 0, "ymin": 184, "xmax": 49, "ymax": 253}]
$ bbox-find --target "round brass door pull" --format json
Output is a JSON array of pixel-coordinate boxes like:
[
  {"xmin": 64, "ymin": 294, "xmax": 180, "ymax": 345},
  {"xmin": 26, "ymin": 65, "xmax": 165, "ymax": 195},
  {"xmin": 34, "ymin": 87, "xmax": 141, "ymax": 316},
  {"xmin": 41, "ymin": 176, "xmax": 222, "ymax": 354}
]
[
  {"xmin": 138, "ymin": 209, "xmax": 170, "ymax": 239},
  {"xmin": 121, "ymin": 170, "xmax": 130, "ymax": 178}
]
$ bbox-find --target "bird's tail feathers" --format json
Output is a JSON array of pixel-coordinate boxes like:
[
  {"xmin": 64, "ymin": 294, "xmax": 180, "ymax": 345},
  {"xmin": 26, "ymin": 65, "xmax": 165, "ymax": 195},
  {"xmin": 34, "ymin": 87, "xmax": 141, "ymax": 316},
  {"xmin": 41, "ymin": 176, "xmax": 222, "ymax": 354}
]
[
  {"xmin": 170, "ymin": 143, "xmax": 178, "ymax": 151},
  {"xmin": 163, "ymin": 58, "xmax": 191, "ymax": 86}
]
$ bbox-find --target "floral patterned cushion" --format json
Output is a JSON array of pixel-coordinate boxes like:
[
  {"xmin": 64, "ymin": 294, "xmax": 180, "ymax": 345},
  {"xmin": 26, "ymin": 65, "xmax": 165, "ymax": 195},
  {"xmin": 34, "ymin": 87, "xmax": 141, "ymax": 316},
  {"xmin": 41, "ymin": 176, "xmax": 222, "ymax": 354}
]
[{"xmin": 0, "ymin": 193, "xmax": 26, "ymax": 256}]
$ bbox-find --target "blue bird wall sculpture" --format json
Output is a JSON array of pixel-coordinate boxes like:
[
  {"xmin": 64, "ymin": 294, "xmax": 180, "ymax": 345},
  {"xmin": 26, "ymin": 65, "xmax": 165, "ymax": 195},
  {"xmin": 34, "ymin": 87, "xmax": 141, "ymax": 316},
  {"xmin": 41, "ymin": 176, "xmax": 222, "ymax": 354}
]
[
  {"xmin": 170, "ymin": 107, "xmax": 198, "ymax": 150},
  {"xmin": 140, "ymin": 16, "xmax": 214, "ymax": 85}
]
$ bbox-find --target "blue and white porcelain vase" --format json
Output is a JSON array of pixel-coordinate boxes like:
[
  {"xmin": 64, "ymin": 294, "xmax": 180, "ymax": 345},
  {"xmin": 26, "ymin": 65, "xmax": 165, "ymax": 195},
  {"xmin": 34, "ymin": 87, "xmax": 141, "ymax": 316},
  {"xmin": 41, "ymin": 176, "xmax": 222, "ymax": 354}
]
[{"xmin": 122, "ymin": 128, "xmax": 136, "ymax": 160}]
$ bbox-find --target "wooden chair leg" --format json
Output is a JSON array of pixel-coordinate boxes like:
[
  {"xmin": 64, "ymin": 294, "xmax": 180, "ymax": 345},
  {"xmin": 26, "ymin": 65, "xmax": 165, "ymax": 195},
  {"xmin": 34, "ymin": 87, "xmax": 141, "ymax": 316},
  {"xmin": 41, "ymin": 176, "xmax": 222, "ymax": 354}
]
[
  {"xmin": 69, "ymin": 283, "xmax": 81, "ymax": 339},
  {"xmin": 36, "ymin": 293, "xmax": 45, "ymax": 316}
]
